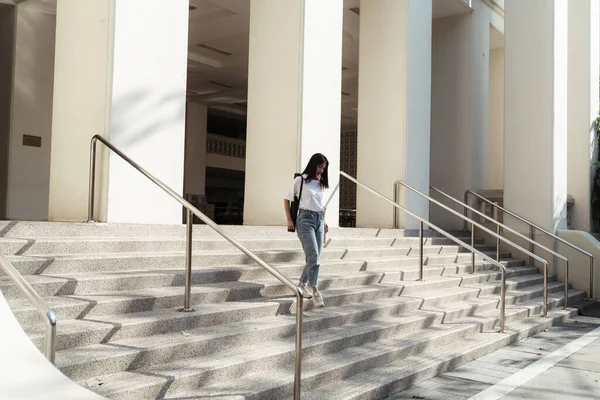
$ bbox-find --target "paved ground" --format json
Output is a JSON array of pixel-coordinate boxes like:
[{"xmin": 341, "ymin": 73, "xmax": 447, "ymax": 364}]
[{"xmin": 388, "ymin": 316, "xmax": 600, "ymax": 400}]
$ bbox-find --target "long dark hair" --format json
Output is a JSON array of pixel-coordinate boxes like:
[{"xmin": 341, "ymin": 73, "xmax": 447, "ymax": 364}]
[{"xmin": 301, "ymin": 153, "xmax": 329, "ymax": 189}]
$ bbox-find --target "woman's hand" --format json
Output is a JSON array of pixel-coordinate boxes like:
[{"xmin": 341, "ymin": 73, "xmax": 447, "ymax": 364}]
[
  {"xmin": 287, "ymin": 219, "xmax": 295, "ymax": 231},
  {"xmin": 324, "ymin": 223, "xmax": 329, "ymax": 233}
]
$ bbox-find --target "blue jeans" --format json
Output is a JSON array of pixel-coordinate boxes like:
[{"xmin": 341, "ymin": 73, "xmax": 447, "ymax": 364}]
[{"xmin": 296, "ymin": 209, "xmax": 324, "ymax": 287}]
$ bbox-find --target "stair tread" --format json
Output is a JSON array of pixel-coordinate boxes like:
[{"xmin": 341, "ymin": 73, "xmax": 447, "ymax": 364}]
[
  {"xmin": 299, "ymin": 309, "xmax": 574, "ymax": 400},
  {"xmin": 82, "ymin": 319, "xmax": 475, "ymax": 398},
  {"xmin": 61, "ymin": 306, "xmax": 437, "ymax": 371}
]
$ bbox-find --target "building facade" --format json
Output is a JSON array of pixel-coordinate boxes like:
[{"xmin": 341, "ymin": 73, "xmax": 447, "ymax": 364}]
[{"xmin": 0, "ymin": 0, "xmax": 598, "ymax": 237}]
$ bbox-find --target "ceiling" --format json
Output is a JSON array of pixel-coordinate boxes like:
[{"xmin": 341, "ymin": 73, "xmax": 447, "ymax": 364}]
[
  {"xmin": 14, "ymin": 0, "xmax": 491, "ymax": 130},
  {"xmin": 187, "ymin": 0, "xmax": 480, "ymax": 129}
]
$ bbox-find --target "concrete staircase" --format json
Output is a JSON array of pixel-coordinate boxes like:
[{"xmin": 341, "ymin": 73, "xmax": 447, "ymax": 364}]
[{"xmin": 0, "ymin": 222, "xmax": 585, "ymax": 400}]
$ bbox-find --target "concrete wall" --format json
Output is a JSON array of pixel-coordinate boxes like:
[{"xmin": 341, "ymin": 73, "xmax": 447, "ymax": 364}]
[
  {"xmin": 0, "ymin": 4, "xmax": 15, "ymax": 220},
  {"xmin": 7, "ymin": 0, "xmax": 56, "ymax": 221}
]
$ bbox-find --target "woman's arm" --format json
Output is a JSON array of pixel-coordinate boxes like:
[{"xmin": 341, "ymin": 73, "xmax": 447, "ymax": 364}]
[{"xmin": 283, "ymin": 199, "xmax": 294, "ymax": 231}]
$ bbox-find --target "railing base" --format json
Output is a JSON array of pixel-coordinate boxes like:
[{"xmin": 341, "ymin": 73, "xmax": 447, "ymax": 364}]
[{"xmin": 178, "ymin": 308, "xmax": 196, "ymax": 313}]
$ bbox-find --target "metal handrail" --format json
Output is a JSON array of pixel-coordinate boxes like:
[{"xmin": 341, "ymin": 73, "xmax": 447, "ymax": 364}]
[
  {"xmin": 0, "ymin": 253, "xmax": 57, "ymax": 363},
  {"xmin": 88, "ymin": 135, "xmax": 305, "ymax": 399},
  {"xmin": 341, "ymin": 172, "xmax": 509, "ymax": 332},
  {"xmin": 393, "ymin": 180, "xmax": 551, "ymax": 317},
  {"xmin": 431, "ymin": 186, "xmax": 571, "ymax": 308},
  {"xmin": 464, "ymin": 190, "xmax": 594, "ymax": 298}
]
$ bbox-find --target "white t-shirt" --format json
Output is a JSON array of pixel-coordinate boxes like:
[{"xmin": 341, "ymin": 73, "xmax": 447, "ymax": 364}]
[{"xmin": 284, "ymin": 174, "xmax": 325, "ymax": 212}]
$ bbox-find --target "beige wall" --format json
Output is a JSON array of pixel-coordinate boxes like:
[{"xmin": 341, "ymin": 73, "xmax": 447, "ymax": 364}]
[{"xmin": 0, "ymin": 4, "xmax": 15, "ymax": 220}]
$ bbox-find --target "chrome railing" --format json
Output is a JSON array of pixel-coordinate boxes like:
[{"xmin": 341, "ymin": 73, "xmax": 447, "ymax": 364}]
[
  {"xmin": 464, "ymin": 190, "xmax": 594, "ymax": 299},
  {"xmin": 0, "ymin": 253, "xmax": 57, "ymax": 363},
  {"xmin": 431, "ymin": 186, "xmax": 571, "ymax": 308},
  {"xmin": 393, "ymin": 180, "xmax": 551, "ymax": 317},
  {"xmin": 342, "ymin": 172, "xmax": 509, "ymax": 332},
  {"xmin": 88, "ymin": 135, "xmax": 306, "ymax": 399}
]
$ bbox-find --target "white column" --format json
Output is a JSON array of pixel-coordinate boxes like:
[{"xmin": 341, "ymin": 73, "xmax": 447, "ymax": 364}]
[
  {"xmin": 7, "ymin": 1, "xmax": 56, "ymax": 221},
  {"xmin": 184, "ymin": 103, "xmax": 208, "ymax": 198},
  {"xmin": 49, "ymin": 0, "xmax": 189, "ymax": 224},
  {"xmin": 49, "ymin": 0, "xmax": 112, "ymax": 222},
  {"xmin": 488, "ymin": 47, "xmax": 505, "ymax": 190},
  {"xmin": 430, "ymin": 13, "xmax": 473, "ymax": 229},
  {"xmin": 356, "ymin": 0, "xmax": 432, "ymax": 229},
  {"xmin": 504, "ymin": 0, "xmax": 568, "ymax": 232},
  {"xmin": 244, "ymin": 0, "xmax": 343, "ymax": 227},
  {"xmin": 567, "ymin": 0, "xmax": 599, "ymax": 232}
]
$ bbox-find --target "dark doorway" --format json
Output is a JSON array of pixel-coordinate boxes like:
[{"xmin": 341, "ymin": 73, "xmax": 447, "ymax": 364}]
[{"xmin": 205, "ymin": 166, "xmax": 245, "ymax": 225}]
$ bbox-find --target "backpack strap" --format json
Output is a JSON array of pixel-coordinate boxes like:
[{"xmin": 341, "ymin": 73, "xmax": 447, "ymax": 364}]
[{"xmin": 297, "ymin": 176, "xmax": 304, "ymax": 206}]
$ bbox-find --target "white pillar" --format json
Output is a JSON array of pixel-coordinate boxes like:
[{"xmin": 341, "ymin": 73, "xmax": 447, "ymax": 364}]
[
  {"xmin": 488, "ymin": 47, "xmax": 505, "ymax": 190},
  {"xmin": 49, "ymin": 0, "xmax": 189, "ymax": 224},
  {"xmin": 567, "ymin": 0, "xmax": 599, "ymax": 232},
  {"xmin": 356, "ymin": 0, "xmax": 432, "ymax": 229},
  {"xmin": 184, "ymin": 103, "xmax": 208, "ymax": 198},
  {"xmin": 430, "ymin": 13, "xmax": 473, "ymax": 229},
  {"xmin": 244, "ymin": 0, "xmax": 343, "ymax": 227},
  {"xmin": 504, "ymin": 0, "xmax": 568, "ymax": 232},
  {"xmin": 7, "ymin": 1, "xmax": 56, "ymax": 221}
]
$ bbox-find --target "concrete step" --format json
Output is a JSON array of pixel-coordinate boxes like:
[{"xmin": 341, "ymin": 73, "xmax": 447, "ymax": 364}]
[
  {"xmin": 387, "ymin": 266, "xmax": 541, "ymax": 291},
  {"xmin": 62, "ymin": 300, "xmax": 429, "ymax": 382},
  {"xmin": 345, "ymin": 255, "xmax": 521, "ymax": 270},
  {"xmin": 3, "ymin": 235, "xmax": 478, "ymax": 256},
  {"xmin": 81, "ymin": 315, "xmax": 478, "ymax": 399},
  {"xmin": 0, "ymin": 259, "xmax": 367, "ymax": 300},
  {"xmin": 3, "ymin": 248, "xmax": 350, "ymax": 275},
  {"xmin": 25, "ymin": 283, "xmax": 409, "ymax": 351},
  {"xmin": 414, "ymin": 279, "xmax": 564, "ymax": 309},
  {"xmin": 298, "ymin": 308, "xmax": 577, "ymax": 400},
  {"xmin": 364, "ymin": 261, "xmax": 532, "ymax": 281},
  {"xmin": 0, "ymin": 221, "xmax": 466, "ymax": 239}
]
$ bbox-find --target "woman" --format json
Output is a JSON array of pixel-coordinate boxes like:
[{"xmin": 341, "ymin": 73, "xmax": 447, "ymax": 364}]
[{"xmin": 283, "ymin": 153, "xmax": 329, "ymax": 307}]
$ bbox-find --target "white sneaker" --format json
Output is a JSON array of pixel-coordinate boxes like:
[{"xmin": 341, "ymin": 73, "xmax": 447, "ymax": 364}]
[
  {"xmin": 297, "ymin": 282, "xmax": 313, "ymax": 299},
  {"xmin": 312, "ymin": 289, "xmax": 325, "ymax": 308}
]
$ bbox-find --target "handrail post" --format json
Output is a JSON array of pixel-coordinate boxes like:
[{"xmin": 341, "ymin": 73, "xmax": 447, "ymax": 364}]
[
  {"xmin": 393, "ymin": 182, "xmax": 399, "ymax": 229},
  {"xmin": 564, "ymin": 260, "xmax": 569, "ymax": 309},
  {"xmin": 542, "ymin": 261, "xmax": 548, "ymax": 317},
  {"xmin": 591, "ymin": 257, "xmax": 594, "ymax": 299},
  {"xmin": 88, "ymin": 137, "xmax": 97, "ymax": 222},
  {"xmin": 471, "ymin": 224, "xmax": 475, "ymax": 274},
  {"xmin": 499, "ymin": 268, "xmax": 506, "ymax": 332},
  {"xmin": 496, "ymin": 224, "xmax": 501, "ymax": 262},
  {"xmin": 463, "ymin": 191, "xmax": 469, "ymax": 231},
  {"xmin": 294, "ymin": 293, "xmax": 303, "ymax": 400},
  {"xmin": 44, "ymin": 310, "xmax": 57, "ymax": 363},
  {"xmin": 180, "ymin": 209, "xmax": 195, "ymax": 312},
  {"xmin": 528, "ymin": 225, "xmax": 534, "ymax": 266},
  {"xmin": 419, "ymin": 221, "xmax": 424, "ymax": 281}
]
